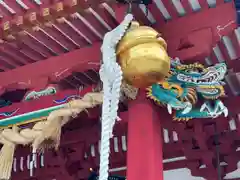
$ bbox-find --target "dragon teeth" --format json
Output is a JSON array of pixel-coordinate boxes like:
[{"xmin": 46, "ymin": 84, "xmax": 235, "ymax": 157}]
[
  {"xmin": 167, "ymin": 104, "xmax": 172, "ymax": 114},
  {"xmin": 223, "ymin": 108, "xmax": 228, "ymax": 117},
  {"xmin": 200, "ymin": 103, "xmax": 207, "ymax": 112},
  {"xmin": 181, "ymin": 102, "xmax": 192, "ymax": 114}
]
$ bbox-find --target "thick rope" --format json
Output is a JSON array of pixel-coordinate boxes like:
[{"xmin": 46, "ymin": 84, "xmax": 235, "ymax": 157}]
[
  {"xmin": 98, "ymin": 14, "xmax": 133, "ymax": 180},
  {"xmin": 0, "ymin": 92, "xmax": 103, "ymax": 180},
  {"xmin": 0, "ymin": 80, "xmax": 138, "ymax": 180}
]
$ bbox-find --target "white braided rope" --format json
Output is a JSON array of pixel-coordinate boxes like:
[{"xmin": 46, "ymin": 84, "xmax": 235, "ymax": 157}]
[{"xmin": 99, "ymin": 14, "xmax": 134, "ymax": 180}]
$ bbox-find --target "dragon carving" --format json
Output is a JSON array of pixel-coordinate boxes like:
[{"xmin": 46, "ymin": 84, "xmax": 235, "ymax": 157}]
[{"xmin": 147, "ymin": 58, "xmax": 228, "ymax": 120}]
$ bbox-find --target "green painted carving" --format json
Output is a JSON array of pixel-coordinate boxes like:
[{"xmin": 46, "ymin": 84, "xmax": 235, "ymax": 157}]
[
  {"xmin": 24, "ymin": 86, "xmax": 57, "ymax": 101},
  {"xmin": 147, "ymin": 58, "xmax": 228, "ymax": 121}
]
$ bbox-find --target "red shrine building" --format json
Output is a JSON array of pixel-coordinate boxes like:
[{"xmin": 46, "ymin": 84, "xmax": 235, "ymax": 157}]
[{"xmin": 0, "ymin": 0, "xmax": 240, "ymax": 180}]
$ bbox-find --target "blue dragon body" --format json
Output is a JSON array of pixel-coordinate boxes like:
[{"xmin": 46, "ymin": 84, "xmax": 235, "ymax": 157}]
[{"xmin": 147, "ymin": 58, "xmax": 228, "ymax": 120}]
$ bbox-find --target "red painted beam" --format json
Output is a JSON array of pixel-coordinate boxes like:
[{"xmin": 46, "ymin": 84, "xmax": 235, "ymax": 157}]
[{"xmin": 0, "ymin": 42, "xmax": 101, "ymax": 89}]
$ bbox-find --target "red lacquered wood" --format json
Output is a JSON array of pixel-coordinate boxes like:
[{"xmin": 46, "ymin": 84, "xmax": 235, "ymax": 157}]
[
  {"xmin": 0, "ymin": 42, "xmax": 101, "ymax": 88},
  {"xmin": 127, "ymin": 91, "xmax": 163, "ymax": 180}
]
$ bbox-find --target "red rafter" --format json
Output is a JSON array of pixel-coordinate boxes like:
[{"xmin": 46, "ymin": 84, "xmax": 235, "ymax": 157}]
[{"xmin": 0, "ymin": 42, "xmax": 101, "ymax": 89}]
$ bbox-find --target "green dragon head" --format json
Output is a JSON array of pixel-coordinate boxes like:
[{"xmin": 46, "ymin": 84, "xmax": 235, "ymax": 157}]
[
  {"xmin": 168, "ymin": 59, "xmax": 226, "ymax": 99},
  {"xmin": 147, "ymin": 58, "xmax": 228, "ymax": 121},
  {"xmin": 169, "ymin": 59, "xmax": 226, "ymax": 85}
]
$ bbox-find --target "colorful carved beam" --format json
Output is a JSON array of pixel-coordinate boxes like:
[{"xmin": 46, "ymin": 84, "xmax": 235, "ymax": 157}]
[
  {"xmin": 0, "ymin": 85, "xmax": 95, "ymax": 128},
  {"xmin": 24, "ymin": 86, "xmax": 57, "ymax": 101}
]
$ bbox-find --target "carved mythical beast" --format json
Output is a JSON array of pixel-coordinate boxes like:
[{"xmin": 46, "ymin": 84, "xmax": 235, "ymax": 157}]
[{"xmin": 147, "ymin": 58, "xmax": 228, "ymax": 121}]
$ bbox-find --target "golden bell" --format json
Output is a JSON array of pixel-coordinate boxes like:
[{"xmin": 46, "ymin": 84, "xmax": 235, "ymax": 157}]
[{"xmin": 116, "ymin": 21, "xmax": 170, "ymax": 88}]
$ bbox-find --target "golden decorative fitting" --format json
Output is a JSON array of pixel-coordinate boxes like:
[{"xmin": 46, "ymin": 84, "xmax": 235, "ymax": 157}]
[
  {"xmin": 129, "ymin": 21, "xmax": 140, "ymax": 29},
  {"xmin": 3, "ymin": 21, "xmax": 10, "ymax": 31},
  {"xmin": 42, "ymin": 8, "xmax": 50, "ymax": 17},
  {"xmin": 116, "ymin": 21, "xmax": 170, "ymax": 88}
]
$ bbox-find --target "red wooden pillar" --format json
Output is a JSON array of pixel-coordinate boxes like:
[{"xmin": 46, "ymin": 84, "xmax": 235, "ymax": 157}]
[{"xmin": 127, "ymin": 90, "xmax": 163, "ymax": 180}]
